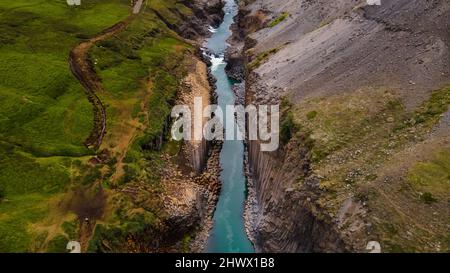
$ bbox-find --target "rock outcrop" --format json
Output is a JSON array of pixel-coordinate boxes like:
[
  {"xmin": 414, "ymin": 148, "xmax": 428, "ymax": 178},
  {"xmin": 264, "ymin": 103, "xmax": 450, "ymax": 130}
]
[
  {"xmin": 246, "ymin": 139, "xmax": 348, "ymax": 252},
  {"xmin": 179, "ymin": 0, "xmax": 225, "ymax": 40},
  {"xmin": 178, "ymin": 58, "xmax": 213, "ymax": 174}
]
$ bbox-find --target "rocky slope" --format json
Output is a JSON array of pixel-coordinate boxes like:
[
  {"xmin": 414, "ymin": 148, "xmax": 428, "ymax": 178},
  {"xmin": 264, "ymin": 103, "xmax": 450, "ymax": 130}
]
[{"xmin": 231, "ymin": 0, "xmax": 450, "ymax": 252}]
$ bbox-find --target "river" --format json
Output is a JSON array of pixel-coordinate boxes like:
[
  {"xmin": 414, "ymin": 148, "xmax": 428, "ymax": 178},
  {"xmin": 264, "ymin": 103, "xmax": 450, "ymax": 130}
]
[{"xmin": 204, "ymin": 0, "xmax": 254, "ymax": 253}]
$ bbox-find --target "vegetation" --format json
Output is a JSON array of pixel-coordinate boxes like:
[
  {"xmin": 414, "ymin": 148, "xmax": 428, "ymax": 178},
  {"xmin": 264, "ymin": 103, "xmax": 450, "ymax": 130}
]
[
  {"xmin": 445, "ymin": 234, "xmax": 450, "ymax": 251},
  {"xmin": 280, "ymin": 112, "xmax": 298, "ymax": 145},
  {"xmin": 182, "ymin": 235, "xmax": 192, "ymax": 253},
  {"xmin": 248, "ymin": 48, "xmax": 279, "ymax": 70},
  {"xmin": 46, "ymin": 234, "xmax": 69, "ymax": 253},
  {"xmin": 62, "ymin": 219, "xmax": 79, "ymax": 240},
  {"xmin": 0, "ymin": 0, "xmax": 130, "ymax": 157},
  {"xmin": 0, "ymin": 0, "xmax": 197, "ymax": 252},
  {"xmin": 408, "ymin": 148, "xmax": 450, "ymax": 202},
  {"xmin": 420, "ymin": 192, "xmax": 438, "ymax": 204},
  {"xmin": 306, "ymin": 110, "xmax": 318, "ymax": 120},
  {"xmin": 0, "ymin": 194, "xmax": 49, "ymax": 252},
  {"xmin": 0, "ymin": 0, "xmax": 133, "ymax": 251},
  {"xmin": 0, "ymin": 184, "xmax": 5, "ymax": 200},
  {"xmin": 268, "ymin": 12, "xmax": 289, "ymax": 27},
  {"xmin": 79, "ymin": 0, "xmax": 196, "ymax": 252},
  {"xmin": 87, "ymin": 208, "xmax": 158, "ymax": 252},
  {"xmin": 287, "ymin": 85, "xmax": 450, "ymax": 252}
]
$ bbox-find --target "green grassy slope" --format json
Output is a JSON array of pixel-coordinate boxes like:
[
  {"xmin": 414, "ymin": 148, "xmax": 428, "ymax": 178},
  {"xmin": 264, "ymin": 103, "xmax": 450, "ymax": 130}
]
[
  {"xmin": 0, "ymin": 0, "xmax": 131, "ymax": 252},
  {"xmin": 0, "ymin": 0, "xmax": 202, "ymax": 253},
  {"xmin": 85, "ymin": 1, "xmax": 196, "ymax": 252}
]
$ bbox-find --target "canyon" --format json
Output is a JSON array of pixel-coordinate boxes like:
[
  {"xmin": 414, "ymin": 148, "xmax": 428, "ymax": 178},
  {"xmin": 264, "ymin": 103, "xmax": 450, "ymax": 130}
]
[
  {"xmin": 161, "ymin": 0, "xmax": 450, "ymax": 253},
  {"xmin": 0, "ymin": 0, "xmax": 449, "ymax": 253}
]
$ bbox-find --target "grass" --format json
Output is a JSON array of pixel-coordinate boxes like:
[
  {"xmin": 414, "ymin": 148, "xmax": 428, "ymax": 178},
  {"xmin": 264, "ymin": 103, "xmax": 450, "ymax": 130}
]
[
  {"xmin": 413, "ymin": 86, "xmax": 450, "ymax": 125},
  {"xmin": 0, "ymin": 0, "xmax": 131, "ymax": 158},
  {"xmin": 91, "ymin": 9, "xmax": 192, "ymax": 148},
  {"xmin": 46, "ymin": 234, "xmax": 69, "ymax": 253},
  {"xmin": 148, "ymin": 0, "xmax": 193, "ymax": 29},
  {"xmin": 292, "ymin": 90, "xmax": 385, "ymax": 162},
  {"xmin": 0, "ymin": 0, "xmax": 131, "ymax": 252},
  {"xmin": 268, "ymin": 12, "xmax": 289, "ymax": 28},
  {"xmin": 0, "ymin": 0, "xmax": 214, "ymax": 253},
  {"xmin": 0, "ymin": 194, "xmax": 49, "ymax": 252},
  {"xmin": 419, "ymin": 192, "xmax": 438, "ymax": 204},
  {"xmin": 291, "ymin": 86, "xmax": 449, "ymax": 173},
  {"xmin": 163, "ymin": 138, "xmax": 182, "ymax": 156},
  {"xmin": 61, "ymin": 219, "xmax": 79, "ymax": 240},
  {"xmin": 90, "ymin": 4, "xmax": 192, "ymax": 188},
  {"xmin": 0, "ymin": 143, "xmax": 71, "ymax": 195},
  {"xmin": 248, "ymin": 48, "xmax": 279, "ymax": 70},
  {"xmin": 0, "ymin": 184, "xmax": 5, "ymax": 200},
  {"xmin": 87, "ymin": 207, "xmax": 158, "ymax": 252},
  {"xmin": 306, "ymin": 110, "xmax": 318, "ymax": 120},
  {"xmin": 408, "ymin": 148, "xmax": 450, "ymax": 200},
  {"xmin": 182, "ymin": 234, "xmax": 192, "ymax": 253},
  {"xmin": 0, "ymin": 0, "xmax": 130, "ymax": 156}
]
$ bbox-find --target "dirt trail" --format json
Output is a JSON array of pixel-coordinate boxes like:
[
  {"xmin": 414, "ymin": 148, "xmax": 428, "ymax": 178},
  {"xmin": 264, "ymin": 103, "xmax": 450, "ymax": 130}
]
[
  {"xmin": 68, "ymin": 1, "xmax": 144, "ymax": 251},
  {"xmin": 69, "ymin": 1, "xmax": 143, "ymax": 150}
]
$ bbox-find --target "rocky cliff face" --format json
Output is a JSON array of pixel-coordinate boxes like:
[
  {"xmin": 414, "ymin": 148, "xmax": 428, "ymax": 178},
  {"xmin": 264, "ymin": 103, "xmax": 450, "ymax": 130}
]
[
  {"xmin": 179, "ymin": 0, "xmax": 225, "ymax": 40},
  {"xmin": 152, "ymin": 2, "xmax": 225, "ymax": 252},
  {"xmin": 178, "ymin": 58, "xmax": 213, "ymax": 174},
  {"xmin": 233, "ymin": 0, "xmax": 450, "ymax": 252},
  {"xmin": 246, "ymin": 139, "xmax": 348, "ymax": 252},
  {"xmin": 159, "ymin": 55, "xmax": 228, "ymax": 252}
]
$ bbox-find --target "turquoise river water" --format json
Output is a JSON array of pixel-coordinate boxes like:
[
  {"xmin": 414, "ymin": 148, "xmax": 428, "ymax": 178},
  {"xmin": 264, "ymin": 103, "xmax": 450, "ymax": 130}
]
[{"xmin": 204, "ymin": 0, "xmax": 254, "ymax": 253}]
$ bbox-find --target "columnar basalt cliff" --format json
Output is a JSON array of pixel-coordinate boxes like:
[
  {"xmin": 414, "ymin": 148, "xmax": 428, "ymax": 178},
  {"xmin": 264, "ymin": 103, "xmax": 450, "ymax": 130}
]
[
  {"xmin": 232, "ymin": 0, "xmax": 450, "ymax": 253},
  {"xmin": 247, "ymin": 139, "xmax": 348, "ymax": 252},
  {"xmin": 178, "ymin": 59, "xmax": 213, "ymax": 174}
]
